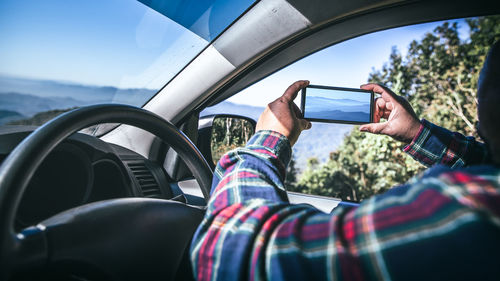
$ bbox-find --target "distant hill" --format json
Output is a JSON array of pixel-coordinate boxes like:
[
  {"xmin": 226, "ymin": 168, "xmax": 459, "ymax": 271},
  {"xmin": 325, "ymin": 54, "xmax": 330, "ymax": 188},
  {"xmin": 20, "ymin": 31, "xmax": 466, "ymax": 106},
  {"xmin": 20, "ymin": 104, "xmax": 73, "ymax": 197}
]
[
  {"xmin": 0, "ymin": 75, "xmax": 156, "ymax": 106},
  {"xmin": 0, "ymin": 110, "xmax": 24, "ymax": 125},
  {"xmin": 0, "ymin": 75, "xmax": 158, "ymax": 125},
  {"xmin": 293, "ymin": 122, "xmax": 353, "ymax": 169},
  {"xmin": 201, "ymin": 101, "xmax": 263, "ymax": 121},
  {"xmin": 0, "ymin": 92, "xmax": 86, "ymax": 118},
  {"xmin": 7, "ymin": 108, "xmax": 74, "ymax": 126},
  {"xmin": 306, "ymin": 109, "xmax": 370, "ymax": 122},
  {"xmin": 306, "ymin": 96, "xmax": 370, "ymax": 113},
  {"xmin": 308, "ymin": 96, "xmax": 368, "ymax": 106}
]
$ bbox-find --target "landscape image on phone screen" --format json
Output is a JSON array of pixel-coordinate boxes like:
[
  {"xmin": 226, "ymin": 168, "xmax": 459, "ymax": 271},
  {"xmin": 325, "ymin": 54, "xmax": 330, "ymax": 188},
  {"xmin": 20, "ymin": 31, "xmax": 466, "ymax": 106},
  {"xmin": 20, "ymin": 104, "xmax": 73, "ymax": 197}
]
[{"xmin": 304, "ymin": 88, "xmax": 371, "ymax": 122}]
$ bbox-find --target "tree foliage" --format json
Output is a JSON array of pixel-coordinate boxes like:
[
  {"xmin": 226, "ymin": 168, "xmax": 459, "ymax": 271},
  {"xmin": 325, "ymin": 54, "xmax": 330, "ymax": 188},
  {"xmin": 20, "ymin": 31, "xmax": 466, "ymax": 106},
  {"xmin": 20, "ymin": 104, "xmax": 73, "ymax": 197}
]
[
  {"xmin": 211, "ymin": 117, "xmax": 254, "ymax": 164},
  {"xmin": 7, "ymin": 108, "xmax": 74, "ymax": 126},
  {"xmin": 291, "ymin": 16, "xmax": 500, "ymax": 201}
]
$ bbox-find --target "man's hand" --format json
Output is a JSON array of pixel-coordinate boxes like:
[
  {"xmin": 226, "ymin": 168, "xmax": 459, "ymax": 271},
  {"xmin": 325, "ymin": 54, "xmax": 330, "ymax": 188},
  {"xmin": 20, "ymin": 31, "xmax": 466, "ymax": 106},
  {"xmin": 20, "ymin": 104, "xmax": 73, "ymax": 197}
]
[
  {"xmin": 359, "ymin": 83, "xmax": 421, "ymax": 144},
  {"xmin": 256, "ymin": 80, "xmax": 312, "ymax": 146}
]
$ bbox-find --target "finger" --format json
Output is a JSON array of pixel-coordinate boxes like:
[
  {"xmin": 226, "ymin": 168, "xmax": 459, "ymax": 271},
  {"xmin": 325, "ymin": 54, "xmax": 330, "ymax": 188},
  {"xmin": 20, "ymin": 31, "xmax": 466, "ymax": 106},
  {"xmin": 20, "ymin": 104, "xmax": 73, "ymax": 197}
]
[
  {"xmin": 282, "ymin": 80, "xmax": 309, "ymax": 102},
  {"xmin": 299, "ymin": 118, "xmax": 312, "ymax": 130},
  {"xmin": 375, "ymin": 97, "xmax": 386, "ymax": 110},
  {"xmin": 373, "ymin": 97, "xmax": 386, "ymax": 123},
  {"xmin": 386, "ymin": 101, "xmax": 394, "ymax": 111},
  {"xmin": 373, "ymin": 109, "xmax": 381, "ymax": 123},
  {"xmin": 359, "ymin": 122, "xmax": 388, "ymax": 135},
  {"xmin": 291, "ymin": 102, "xmax": 303, "ymax": 118},
  {"xmin": 292, "ymin": 102, "xmax": 311, "ymax": 130},
  {"xmin": 361, "ymin": 83, "xmax": 398, "ymax": 103}
]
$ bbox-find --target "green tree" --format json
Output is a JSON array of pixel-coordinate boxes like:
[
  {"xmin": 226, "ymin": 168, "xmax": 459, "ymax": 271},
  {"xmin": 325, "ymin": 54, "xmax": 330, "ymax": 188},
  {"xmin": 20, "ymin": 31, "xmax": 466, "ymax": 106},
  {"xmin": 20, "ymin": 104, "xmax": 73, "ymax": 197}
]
[
  {"xmin": 285, "ymin": 154, "xmax": 299, "ymax": 190},
  {"xmin": 297, "ymin": 16, "xmax": 500, "ymax": 201},
  {"xmin": 211, "ymin": 117, "xmax": 254, "ymax": 164}
]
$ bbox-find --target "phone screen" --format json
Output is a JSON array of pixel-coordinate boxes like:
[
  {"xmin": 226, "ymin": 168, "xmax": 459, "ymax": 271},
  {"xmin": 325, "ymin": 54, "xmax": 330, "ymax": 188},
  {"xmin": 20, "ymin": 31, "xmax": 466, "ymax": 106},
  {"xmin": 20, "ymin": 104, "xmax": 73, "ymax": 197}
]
[{"xmin": 301, "ymin": 85, "xmax": 374, "ymax": 124}]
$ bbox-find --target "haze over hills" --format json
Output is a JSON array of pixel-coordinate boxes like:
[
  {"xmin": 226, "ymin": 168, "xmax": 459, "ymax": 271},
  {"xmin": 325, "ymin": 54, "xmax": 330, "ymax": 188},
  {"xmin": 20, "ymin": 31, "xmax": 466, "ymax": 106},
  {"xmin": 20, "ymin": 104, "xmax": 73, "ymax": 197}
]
[
  {"xmin": 0, "ymin": 92, "xmax": 83, "ymax": 117},
  {"xmin": 0, "ymin": 110, "xmax": 24, "ymax": 125},
  {"xmin": 0, "ymin": 75, "xmax": 355, "ymax": 172},
  {"xmin": 305, "ymin": 96, "xmax": 370, "ymax": 113},
  {"xmin": 0, "ymin": 75, "xmax": 156, "ymax": 124},
  {"xmin": 305, "ymin": 96, "xmax": 370, "ymax": 123},
  {"xmin": 0, "ymin": 75, "xmax": 155, "ymax": 109},
  {"xmin": 294, "ymin": 122, "xmax": 352, "ymax": 168},
  {"xmin": 307, "ymin": 109, "xmax": 370, "ymax": 122},
  {"xmin": 201, "ymin": 100, "xmax": 263, "ymax": 121}
]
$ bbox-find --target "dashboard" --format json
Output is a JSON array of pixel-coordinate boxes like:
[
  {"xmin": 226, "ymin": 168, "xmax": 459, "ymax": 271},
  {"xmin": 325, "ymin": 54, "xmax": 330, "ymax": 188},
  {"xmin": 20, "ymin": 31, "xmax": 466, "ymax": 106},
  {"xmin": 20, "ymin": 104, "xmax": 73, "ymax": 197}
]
[{"xmin": 0, "ymin": 126, "xmax": 174, "ymax": 231}]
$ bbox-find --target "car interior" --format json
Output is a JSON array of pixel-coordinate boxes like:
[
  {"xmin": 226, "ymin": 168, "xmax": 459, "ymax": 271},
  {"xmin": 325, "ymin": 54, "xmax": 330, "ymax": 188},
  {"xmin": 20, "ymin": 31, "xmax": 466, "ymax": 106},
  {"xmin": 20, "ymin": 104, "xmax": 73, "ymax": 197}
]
[{"xmin": 1, "ymin": 0, "xmax": 499, "ymax": 280}]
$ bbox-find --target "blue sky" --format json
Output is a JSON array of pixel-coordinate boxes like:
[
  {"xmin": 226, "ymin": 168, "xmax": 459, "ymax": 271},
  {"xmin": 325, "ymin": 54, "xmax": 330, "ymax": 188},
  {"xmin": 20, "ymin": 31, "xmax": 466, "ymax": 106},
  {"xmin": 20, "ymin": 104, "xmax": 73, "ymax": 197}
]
[
  {"xmin": 0, "ymin": 0, "xmax": 198, "ymax": 89},
  {"xmin": 0, "ymin": 0, "xmax": 471, "ymax": 103},
  {"xmin": 138, "ymin": 0, "xmax": 254, "ymax": 41},
  {"xmin": 230, "ymin": 19, "xmax": 471, "ymax": 107},
  {"xmin": 0, "ymin": 0, "xmax": 252, "ymax": 90},
  {"xmin": 307, "ymin": 88, "xmax": 371, "ymax": 103}
]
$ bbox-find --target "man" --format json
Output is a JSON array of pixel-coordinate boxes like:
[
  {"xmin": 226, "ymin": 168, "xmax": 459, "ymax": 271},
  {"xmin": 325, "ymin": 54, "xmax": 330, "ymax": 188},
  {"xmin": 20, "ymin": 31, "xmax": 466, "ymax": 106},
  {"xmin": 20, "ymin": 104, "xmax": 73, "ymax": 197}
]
[{"xmin": 190, "ymin": 42, "xmax": 500, "ymax": 280}]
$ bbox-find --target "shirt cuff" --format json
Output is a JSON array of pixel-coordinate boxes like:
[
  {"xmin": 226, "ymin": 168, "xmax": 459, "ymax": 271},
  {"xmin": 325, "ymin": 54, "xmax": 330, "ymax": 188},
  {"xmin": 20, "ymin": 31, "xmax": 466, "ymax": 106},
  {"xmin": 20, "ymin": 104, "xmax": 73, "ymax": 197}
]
[
  {"xmin": 246, "ymin": 130, "xmax": 292, "ymax": 167},
  {"xmin": 403, "ymin": 119, "xmax": 428, "ymax": 151},
  {"xmin": 403, "ymin": 119, "xmax": 436, "ymax": 166}
]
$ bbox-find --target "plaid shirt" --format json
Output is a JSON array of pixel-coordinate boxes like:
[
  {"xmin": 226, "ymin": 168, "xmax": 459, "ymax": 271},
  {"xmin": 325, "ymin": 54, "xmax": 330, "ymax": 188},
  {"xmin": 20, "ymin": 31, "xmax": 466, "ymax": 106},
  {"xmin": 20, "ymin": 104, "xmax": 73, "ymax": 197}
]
[{"xmin": 190, "ymin": 120, "xmax": 500, "ymax": 281}]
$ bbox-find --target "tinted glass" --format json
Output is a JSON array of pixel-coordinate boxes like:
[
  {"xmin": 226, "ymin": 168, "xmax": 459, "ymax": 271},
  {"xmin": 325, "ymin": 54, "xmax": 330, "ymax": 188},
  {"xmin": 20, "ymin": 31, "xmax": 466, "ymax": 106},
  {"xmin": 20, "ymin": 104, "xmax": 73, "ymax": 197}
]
[{"xmin": 0, "ymin": 0, "xmax": 255, "ymax": 128}]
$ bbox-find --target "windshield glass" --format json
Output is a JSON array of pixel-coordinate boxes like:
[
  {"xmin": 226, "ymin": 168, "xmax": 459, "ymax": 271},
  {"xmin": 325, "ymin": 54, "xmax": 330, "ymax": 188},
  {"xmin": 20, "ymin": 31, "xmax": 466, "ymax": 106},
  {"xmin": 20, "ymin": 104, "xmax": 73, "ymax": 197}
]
[{"xmin": 0, "ymin": 0, "xmax": 254, "ymax": 128}]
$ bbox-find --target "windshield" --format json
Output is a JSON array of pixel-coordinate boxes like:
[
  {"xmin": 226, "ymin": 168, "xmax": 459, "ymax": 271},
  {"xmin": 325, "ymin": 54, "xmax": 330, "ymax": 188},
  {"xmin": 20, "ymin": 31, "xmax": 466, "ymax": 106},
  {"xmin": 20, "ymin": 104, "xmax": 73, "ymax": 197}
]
[{"xmin": 0, "ymin": 0, "xmax": 254, "ymax": 128}]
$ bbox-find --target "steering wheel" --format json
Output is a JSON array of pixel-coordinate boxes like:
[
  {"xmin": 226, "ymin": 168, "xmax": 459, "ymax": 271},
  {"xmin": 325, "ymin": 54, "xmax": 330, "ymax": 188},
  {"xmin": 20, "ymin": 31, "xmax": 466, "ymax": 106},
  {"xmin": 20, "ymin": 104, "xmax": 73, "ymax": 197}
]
[{"xmin": 0, "ymin": 104, "xmax": 213, "ymax": 280}]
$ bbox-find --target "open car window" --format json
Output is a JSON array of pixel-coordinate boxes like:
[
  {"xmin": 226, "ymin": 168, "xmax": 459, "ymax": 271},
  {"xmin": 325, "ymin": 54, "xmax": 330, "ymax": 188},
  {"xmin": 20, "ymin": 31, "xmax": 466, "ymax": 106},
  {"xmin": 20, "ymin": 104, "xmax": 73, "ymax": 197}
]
[{"xmin": 202, "ymin": 15, "xmax": 499, "ymax": 202}]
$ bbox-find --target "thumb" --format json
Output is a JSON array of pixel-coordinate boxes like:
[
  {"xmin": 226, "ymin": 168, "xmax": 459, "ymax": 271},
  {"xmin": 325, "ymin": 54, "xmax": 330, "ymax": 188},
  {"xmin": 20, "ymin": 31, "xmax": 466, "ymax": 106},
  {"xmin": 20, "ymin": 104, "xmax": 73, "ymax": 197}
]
[
  {"xmin": 361, "ymin": 83, "xmax": 398, "ymax": 104},
  {"xmin": 299, "ymin": 119, "xmax": 312, "ymax": 130},
  {"xmin": 359, "ymin": 122, "xmax": 388, "ymax": 135}
]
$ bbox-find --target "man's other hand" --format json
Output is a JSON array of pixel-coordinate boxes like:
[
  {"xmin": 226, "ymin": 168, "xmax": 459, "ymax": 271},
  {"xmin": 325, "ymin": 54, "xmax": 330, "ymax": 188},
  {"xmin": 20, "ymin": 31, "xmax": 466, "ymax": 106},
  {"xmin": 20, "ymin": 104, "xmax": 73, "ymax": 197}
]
[
  {"xmin": 256, "ymin": 80, "xmax": 312, "ymax": 146},
  {"xmin": 359, "ymin": 83, "xmax": 421, "ymax": 144}
]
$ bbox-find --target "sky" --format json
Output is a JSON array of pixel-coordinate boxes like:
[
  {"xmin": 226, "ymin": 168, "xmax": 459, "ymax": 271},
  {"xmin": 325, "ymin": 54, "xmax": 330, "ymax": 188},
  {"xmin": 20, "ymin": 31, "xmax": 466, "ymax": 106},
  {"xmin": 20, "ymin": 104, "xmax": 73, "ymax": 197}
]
[
  {"xmin": 0, "ymin": 0, "xmax": 252, "ymax": 90},
  {"xmin": 0, "ymin": 0, "xmax": 471, "ymax": 104},
  {"xmin": 229, "ymin": 19, "xmax": 471, "ymax": 107},
  {"xmin": 307, "ymin": 88, "xmax": 371, "ymax": 103}
]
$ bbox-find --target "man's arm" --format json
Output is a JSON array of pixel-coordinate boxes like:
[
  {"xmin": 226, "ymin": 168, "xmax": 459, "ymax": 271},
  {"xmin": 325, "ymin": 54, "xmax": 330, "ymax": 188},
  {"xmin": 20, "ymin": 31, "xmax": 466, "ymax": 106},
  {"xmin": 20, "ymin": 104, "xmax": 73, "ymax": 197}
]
[
  {"xmin": 190, "ymin": 81, "xmax": 500, "ymax": 281},
  {"xmin": 191, "ymin": 131, "xmax": 500, "ymax": 281},
  {"xmin": 190, "ymin": 130, "xmax": 296, "ymax": 281},
  {"xmin": 403, "ymin": 119, "xmax": 489, "ymax": 167},
  {"xmin": 359, "ymin": 84, "xmax": 490, "ymax": 167}
]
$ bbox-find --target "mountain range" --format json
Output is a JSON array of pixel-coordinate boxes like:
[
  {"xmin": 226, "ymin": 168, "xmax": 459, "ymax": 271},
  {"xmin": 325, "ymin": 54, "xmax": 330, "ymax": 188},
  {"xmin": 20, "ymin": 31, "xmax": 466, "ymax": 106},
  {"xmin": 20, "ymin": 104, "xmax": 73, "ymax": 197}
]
[
  {"xmin": 0, "ymin": 75, "xmax": 155, "ymax": 107},
  {"xmin": 305, "ymin": 96, "xmax": 370, "ymax": 113},
  {"xmin": 0, "ymin": 75, "xmax": 355, "ymax": 171}
]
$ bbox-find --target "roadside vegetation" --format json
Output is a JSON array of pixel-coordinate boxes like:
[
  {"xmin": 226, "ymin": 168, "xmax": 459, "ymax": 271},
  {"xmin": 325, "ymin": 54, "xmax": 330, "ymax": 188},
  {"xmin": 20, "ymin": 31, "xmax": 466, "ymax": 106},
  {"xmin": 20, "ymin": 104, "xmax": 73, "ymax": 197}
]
[{"xmin": 286, "ymin": 16, "xmax": 500, "ymax": 201}]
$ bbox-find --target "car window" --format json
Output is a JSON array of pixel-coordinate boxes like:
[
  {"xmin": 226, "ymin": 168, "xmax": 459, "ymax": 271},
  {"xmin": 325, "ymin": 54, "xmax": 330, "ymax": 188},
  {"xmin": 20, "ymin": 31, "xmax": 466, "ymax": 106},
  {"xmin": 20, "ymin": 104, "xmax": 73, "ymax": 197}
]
[
  {"xmin": 0, "ymin": 0, "xmax": 255, "ymax": 130},
  {"xmin": 201, "ymin": 15, "xmax": 500, "ymax": 202}
]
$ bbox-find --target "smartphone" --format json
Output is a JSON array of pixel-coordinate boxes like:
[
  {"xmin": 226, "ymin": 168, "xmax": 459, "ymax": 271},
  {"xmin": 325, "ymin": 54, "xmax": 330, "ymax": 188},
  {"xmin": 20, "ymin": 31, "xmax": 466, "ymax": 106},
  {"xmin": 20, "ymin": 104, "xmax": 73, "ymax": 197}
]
[{"xmin": 300, "ymin": 85, "xmax": 374, "ymax": 124}]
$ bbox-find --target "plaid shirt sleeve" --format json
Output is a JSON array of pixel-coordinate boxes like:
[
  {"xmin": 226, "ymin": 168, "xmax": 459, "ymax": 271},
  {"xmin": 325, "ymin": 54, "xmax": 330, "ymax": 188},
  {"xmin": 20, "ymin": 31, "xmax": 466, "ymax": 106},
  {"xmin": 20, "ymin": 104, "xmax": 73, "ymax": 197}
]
[
  {"xmin": 403, "ymin": 119, "xmax": 490, "ymax": 168},
  {"xmin": 190, "ymin": 130, "xmax": 500, "ymax": 281}
]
